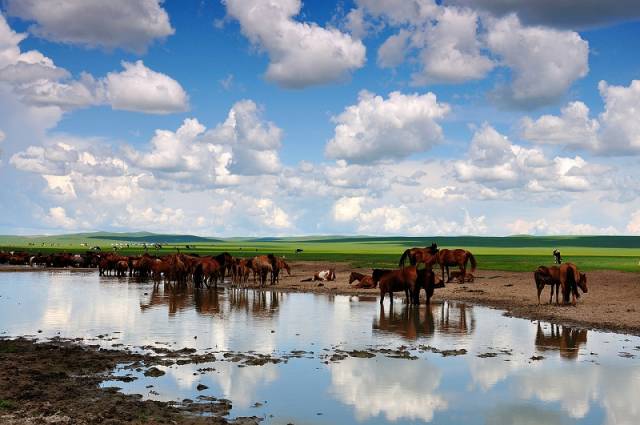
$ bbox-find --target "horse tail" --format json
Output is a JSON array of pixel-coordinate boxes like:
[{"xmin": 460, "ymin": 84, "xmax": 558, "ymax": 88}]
[
  {"xmin": 399, "ymin": 249, "xmax": 411, "ymax": 268},
  {"xmin": 569, "ymin": 265, "xmax": 580, "ymax": 299},
  {"xmin": 467, "ymin": 252, "xmax": 477, "ymax": 273}
]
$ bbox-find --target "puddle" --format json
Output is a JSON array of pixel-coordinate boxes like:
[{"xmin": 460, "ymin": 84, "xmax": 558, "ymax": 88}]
[{"xmin": 1, "ymin": 270, "xmax": 639, "ymax": 424}]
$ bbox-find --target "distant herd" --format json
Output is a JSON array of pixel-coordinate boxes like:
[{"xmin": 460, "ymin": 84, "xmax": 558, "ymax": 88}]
[{"xmin": 0, "ymin": 243, "xmax": 587, "ymax": 307}]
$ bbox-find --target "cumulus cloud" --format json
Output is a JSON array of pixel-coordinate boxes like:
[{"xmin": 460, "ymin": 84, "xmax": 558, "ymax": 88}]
[
  {"xmin": 453, "ymin": 124, "xmax": 593, "ymax": 192},
  {"xmin": 333, "ymin": 196, "xmax": 364, "ymax": 222},
  {"xmin": 446, "ymin": 0, "xmax": 640, "ymax": 29},
  {"xmin": 411, "ymin": 7, "xmax": 494, "ymax": 84},
  {"xmin": 486, "ymin": 14, "xmax": 589, "ymax": 108},
  {"xmin": 223, "ymin": 0, "xmax": 365, "ymax": 88},
  {"xmin": 597, "ymin": 80, "xmax": 640, "ymax": 154},
  {"xmin": 102, "ymin": 61, "xmax": 189, "ymax": 114},
  {"xmin": 43, "ymin": 206, "xmax": 78, "ymax": 229},
  {"xmin": 5, "ymin": 0, "xmax": 174, "ymax": 53},
  {"xmin": 519, "ymin": 79, "xmax": 640, "ymax": 155},
  {"xmin": 520, "ymin": 101, "xmax": 600, "ymax": 150},
  {"xmin": 377, "ymin": 30, "xmax": 410, "ymax": 68},
  {"xmin": 325, "ymin": 91, "xmax": 450, "ymax": 163},
  {"xmin": 0, "ymin": 15, "xmax": 188, "ymax": 114}
]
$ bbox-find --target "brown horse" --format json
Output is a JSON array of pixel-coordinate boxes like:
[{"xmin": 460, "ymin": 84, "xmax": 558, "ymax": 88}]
[
  {"xmin": 374, "ymin": 267, "xmax": 415, "ymax": 305},
  {"xmin": 534, "ymin": 265, "xmax": 559, "ymax": 304},
  {"xmin": 534, "ymin": 263, "xmax": 587, "ymax": 305},
  {"xmin": 272, "ymin": 256, "xmax": 291, "ymax": 285},
  {"xmin": 348, "ymin": 272, "xmax": 376, "ymax": 289},
  {"xmin": 251, "ymin": 255, "xmax": 274, "ymax": 287},
  {"xmin": 398, "ymin": 243, "xmax": 439, "ymax": 268},
  {"xmin": 434, "ymin": 249, "xmax": 477, "ymax": 283}
]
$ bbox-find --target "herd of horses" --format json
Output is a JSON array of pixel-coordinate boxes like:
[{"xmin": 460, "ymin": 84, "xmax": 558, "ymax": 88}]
[{"xmin": 1, "ymin": 242, "xmax": 587, "ymax": 307}]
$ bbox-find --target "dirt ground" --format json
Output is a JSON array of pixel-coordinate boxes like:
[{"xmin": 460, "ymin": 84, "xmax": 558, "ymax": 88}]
[{"xmin": 277, "ymin": 261, "xmax": 640, "ymax": 336}]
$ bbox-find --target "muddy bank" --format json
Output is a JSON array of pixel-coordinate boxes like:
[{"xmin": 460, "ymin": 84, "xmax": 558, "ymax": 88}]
[
  {"xmin": 275, "ymin": 262, "xmax": 640, "ymax": 336},
  {"xmin": 0, "ymin": 338, "xmax": 260, "ymax": 425}
]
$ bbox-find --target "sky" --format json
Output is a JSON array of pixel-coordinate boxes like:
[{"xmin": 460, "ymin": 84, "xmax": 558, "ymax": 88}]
[{"xmin": 1, "ymin": 0, "xmax": 640, "ymax": 237}]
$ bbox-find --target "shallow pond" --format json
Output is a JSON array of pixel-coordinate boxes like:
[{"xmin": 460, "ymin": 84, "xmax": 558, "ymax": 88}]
[{"xmin": 1, "ymin": 270, "xmax": 639, "ymax": 424}]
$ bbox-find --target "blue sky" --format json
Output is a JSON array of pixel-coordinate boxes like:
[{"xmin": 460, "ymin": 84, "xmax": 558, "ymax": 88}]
[{"xmin": 1, "ymin": 0, "xmax": 640, "ymax": 236}]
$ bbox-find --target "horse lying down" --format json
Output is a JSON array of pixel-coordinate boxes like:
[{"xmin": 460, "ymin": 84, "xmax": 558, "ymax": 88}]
[
  {"xmin": 301, "ymin": 268, "xmax": 336, "ymax": 282},
  {"xmin": 348, "ymin": 272, "xmax": 376, "ymax": 288},
  {"xmin": 447, "ymin": 270, "xmax": 474, "ymax": 283}
]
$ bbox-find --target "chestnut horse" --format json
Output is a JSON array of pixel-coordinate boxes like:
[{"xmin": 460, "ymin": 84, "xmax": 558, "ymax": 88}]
[
  {"xmin": 434, "ymin": 249, "xmax": 477, "ymax": 284},
  {"xmin": 348, "ymin": 272, "xmax": 376, "ymax": 289}
]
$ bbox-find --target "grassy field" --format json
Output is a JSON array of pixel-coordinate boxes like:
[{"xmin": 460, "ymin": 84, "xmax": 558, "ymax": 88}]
[{"xmin": 1, "ymin": 233, "xmax": 639, "ymax": 272}]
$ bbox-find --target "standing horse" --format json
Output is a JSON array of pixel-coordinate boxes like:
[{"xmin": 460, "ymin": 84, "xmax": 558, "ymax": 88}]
[
  {"xmin": 374, "ymin": 267, "xmax": 428, "ymax": 306},
  {"xmin": 251, "ymin": 255, "xmax": 274, "ymax": 287},
  {"xmin": 398, "ymin": 243, "xmax": 439, "ymax": 268},
  {"xmin": 434, "ymin": 249, "xmax": 477, "ymax": 284}
]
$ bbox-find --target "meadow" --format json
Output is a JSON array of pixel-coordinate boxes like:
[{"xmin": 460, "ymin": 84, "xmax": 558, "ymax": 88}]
[{"xmin": 1, "ymin": 232, "xmax": 639, "ymax": 272}]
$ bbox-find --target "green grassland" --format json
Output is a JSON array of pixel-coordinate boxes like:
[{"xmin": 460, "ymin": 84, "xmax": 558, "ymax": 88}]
[{"xmin": 1, "ymin": 233, "xmax": 639, "ymax": 272}]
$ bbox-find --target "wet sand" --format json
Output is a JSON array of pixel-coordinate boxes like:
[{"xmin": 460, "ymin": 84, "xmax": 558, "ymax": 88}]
[{"xmin": 276, "ymin": 261, "xmax": 640, "ymax": 336}]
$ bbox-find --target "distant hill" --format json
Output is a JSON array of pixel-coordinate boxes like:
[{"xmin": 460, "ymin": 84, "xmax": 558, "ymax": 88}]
[{"xmin": 0, "ymin": 232, "xmax": 221, "ymax": 244}]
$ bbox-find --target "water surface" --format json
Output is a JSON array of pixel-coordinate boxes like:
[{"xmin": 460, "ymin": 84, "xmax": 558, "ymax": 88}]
[{"xmin": 1, "ymin": 270, "xmax": 638, "ymax": 424}]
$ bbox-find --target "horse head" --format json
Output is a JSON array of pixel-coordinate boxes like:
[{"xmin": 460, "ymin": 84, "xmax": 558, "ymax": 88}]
[{"xmin": 578, "ymin": 273, "xmax": 588, "ymax": 293}]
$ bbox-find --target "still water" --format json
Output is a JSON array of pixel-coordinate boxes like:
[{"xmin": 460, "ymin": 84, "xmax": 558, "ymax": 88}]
[{"xmin": 1, "ymin": 270, "xmax": 639, "ymax": 424}]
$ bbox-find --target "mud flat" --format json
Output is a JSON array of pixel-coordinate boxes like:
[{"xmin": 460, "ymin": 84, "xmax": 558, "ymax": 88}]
[
  {"xmin": 274, "ymin": 262, "xmax": 640, "ymax": 335},
  {"xmin": 0, "ymin": 338, "xmax": 260, "ymax": 425}
]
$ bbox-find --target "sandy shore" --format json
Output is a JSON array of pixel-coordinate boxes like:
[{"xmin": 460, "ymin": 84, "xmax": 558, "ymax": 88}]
[{"xmin": 275, "ymin": 261, "xmax": 640, "ymax": 336}]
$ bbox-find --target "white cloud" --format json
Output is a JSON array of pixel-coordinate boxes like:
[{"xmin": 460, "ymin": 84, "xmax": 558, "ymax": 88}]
[
  {"xmin": 520, "ymin": 101, "xmax": 600, "ymax": 150},
  {"xmin": 377, "ymin": 30, "xmax": 410, "ymax": 68},
  {"xmin": 626, "ymin": 211, "xmax": 640, "ymax": 234},
  {"xmin": 333, "ymin": 196, "xmax": 364, "ymax": 222},
  {"xmin": 454, "ymin": 124, "xmax": 593, "ymax": 192},
  {"xmin": 486, "ymin": 14, "xmax": 589, "ymax": 108},
  {"xmin": 598, "ymin": 80, "xmax": 640, "ymax": 154},
  {"xmin": 325, "ymin": 90, "xmax": 450, "ymax": 163},
  {"xmin": 507, "ymin": 217, "xmax": 618, "ymax": 235},
  {"xmin": 412, "ymin": 7, "xmax": 494, "ymax": 84},
  {"xmin": 255, "ymin": 198, "xmax": 291, "ymax": 229},
  {"xmin": 223, "ymin": 0, "xmax": 366, "ymax": 88},
  {"xmin": 5, "ymin": 0, "xmax": 174, "ymax": 53},
  {"xmin": 44, "ymin": 206, "xmax": 78, "ymax": 229},
  {"xmin": 102, "ymin": 60, "xmax": 189, "ymax": 114},
  {"xmin": 0, "ymin": 15, "xmax": 187, "ymax": 115},
  {"xmin": 518, "ymin": 79, "xmax": 640, "ymax": 155}
]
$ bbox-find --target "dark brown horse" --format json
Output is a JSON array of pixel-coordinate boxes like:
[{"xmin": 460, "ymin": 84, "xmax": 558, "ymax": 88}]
[
  {"xmin": 348, "ymin": 272, "xmax": 376, "ymax": 289},
  {"xmin": 434, "ymin": 249, "xmax": 477, "ymax": 283},
  {"xmin": 398, "ymin": 243, "xmax": 439, "ymax": 268}
]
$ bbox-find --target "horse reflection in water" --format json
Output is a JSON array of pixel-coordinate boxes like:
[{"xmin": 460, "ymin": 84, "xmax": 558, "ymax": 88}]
[
  {"xmin": 373, "ymin": 301, "xmax": 475, "ymax": 340},
  {"xmin": 140, "ymin": 286, "xmax": 282, "ymax": 318},
  {"xmin": 535, "ymin": 322, "xmax": 588, "ymax": 360}
]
